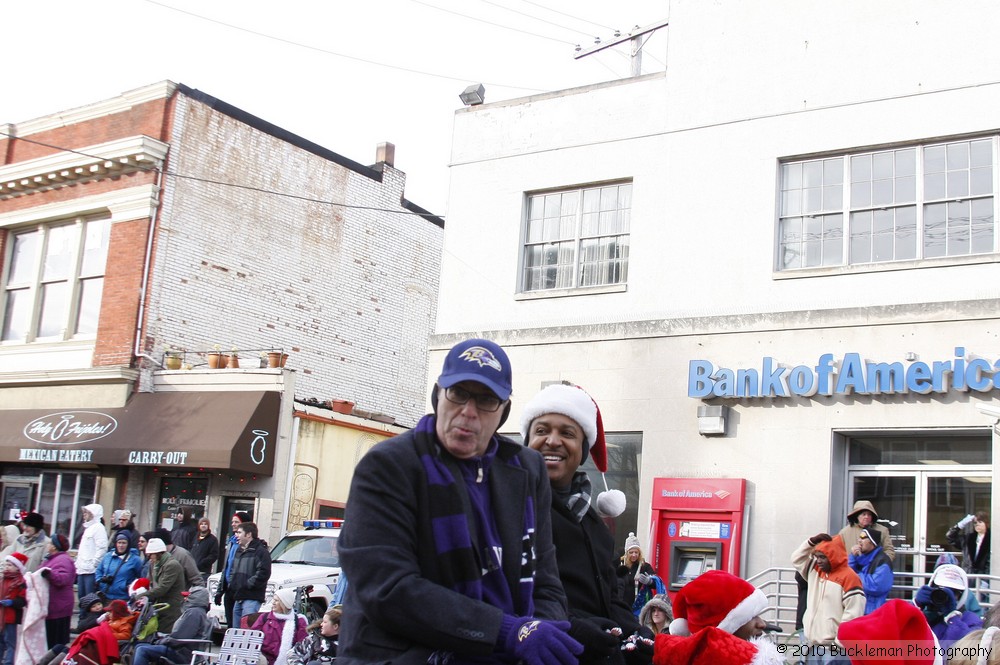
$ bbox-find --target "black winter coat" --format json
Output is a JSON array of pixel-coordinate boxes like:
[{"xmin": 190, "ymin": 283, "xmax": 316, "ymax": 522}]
[
  {"xmin": 189, "ymin": 533, "xmax": 220, "ymax": 576},
  {"xmin": 550, "ymin": 499, "xmax": 639, "ymax": 664},
  {"xmin": 947, "ymin": 527, "xmax": 991, "ymax": 574},
  {"xmin": 220, "ymin": 539, "xmax": 271, "ymax": 602}
]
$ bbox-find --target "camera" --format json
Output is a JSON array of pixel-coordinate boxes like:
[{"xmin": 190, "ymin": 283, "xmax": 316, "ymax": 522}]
[{"xmin": 930, "ymin": 587, "xmax": 951, "ymax": 607}]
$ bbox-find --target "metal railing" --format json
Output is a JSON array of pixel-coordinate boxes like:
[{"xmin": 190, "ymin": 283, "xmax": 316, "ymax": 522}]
[{"xmin": 748, "ymin": 566, "xmax": 999, "ymax": 637}]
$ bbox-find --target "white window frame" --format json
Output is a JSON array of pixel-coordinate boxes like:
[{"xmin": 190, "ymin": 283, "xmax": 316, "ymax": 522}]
[
  {"xmin": 520, "ymin": 181, "xmax": 631, "ymax": 294},
  {"xmin": 777, "ymin": 136, "xmax": 998, "ymax": 272},
  {"xmin": 1, "ymin": 215, "xmax": 110, "ymax": 344}
]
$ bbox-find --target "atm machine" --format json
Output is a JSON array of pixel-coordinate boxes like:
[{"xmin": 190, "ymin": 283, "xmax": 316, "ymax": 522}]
[{"xmin": 649, "ymin": 477, "xmax": 749, "ymax": 598}]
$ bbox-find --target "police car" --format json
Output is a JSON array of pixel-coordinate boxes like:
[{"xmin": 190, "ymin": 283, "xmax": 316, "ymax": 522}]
[{"xmin": 207, "ymin": 519, "xmax": 342, "ymax": 627}]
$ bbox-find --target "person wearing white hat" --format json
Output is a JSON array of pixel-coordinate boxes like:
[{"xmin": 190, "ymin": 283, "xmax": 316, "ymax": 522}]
[
  {"xmin": 520, "ymin": 383, "xmax": 640, "ymax": 664},
  {"xmin": 142, "ymin": 538, "xmax": 185, "ymax": 632},
  {"xmin": 251, "ymin": 587, "xmax": 307, "ymax": 665},
  {"xmin": 913, "ymin": 563, "xmax": 984, "ymax": 648}
]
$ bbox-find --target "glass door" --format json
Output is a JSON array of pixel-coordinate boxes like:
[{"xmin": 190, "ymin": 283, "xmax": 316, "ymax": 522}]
[{"xmin": 848, "ymin": 470, "xmax": 991, "ymax": 597}]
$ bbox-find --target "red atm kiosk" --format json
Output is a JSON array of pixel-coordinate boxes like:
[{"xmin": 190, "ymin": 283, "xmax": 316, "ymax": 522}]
[{"xmin": 649, "ymin": 477, "xmax": 748, "ymax": 598}]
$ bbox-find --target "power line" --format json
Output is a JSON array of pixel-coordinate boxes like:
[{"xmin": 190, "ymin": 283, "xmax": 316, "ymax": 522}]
[
  {"xmin": 515, "ymin": 0, "xmax": 616, "ymax": 33},
  {"xmin": 0, "ymin": 130, "xmax": 445, "ymax": 220},
  {"xmin": 408, "ymin": 0, "xmax": 577, "ymax": 45},
  {"xmin": 141, "ymin": 0, "xmax": 547, "ymax": 93},
  {"xmin": 474, "ymin": 0, "xmax": 597, "ymax": 41}
]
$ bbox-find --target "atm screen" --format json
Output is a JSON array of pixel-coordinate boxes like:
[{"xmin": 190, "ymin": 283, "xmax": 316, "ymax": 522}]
[{"xmin": 678, "ymin": 555, "xmax": 705, "ymax": 582}]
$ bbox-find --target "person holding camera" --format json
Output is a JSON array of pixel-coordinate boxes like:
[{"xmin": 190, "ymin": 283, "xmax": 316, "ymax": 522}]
[
  {"xmin": 94, "ymin": 531, "xmax": 143, "ymax": 602},
  {"xmin": 913, "ymin": 562, "xmax": 983, "ymax": 649}
]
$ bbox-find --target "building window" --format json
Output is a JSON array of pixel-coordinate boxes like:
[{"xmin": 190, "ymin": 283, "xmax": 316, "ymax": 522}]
[
  {"xmin": 778, "ymin": 138, "xmax": 996, "ymax": 270},
  {"xmin": 522, "ymin": 182, "xmax": 631, "ymax": 292},
  {"xmin": 1, "ymin": 216, "xmax": 110, "ymax": 342}
]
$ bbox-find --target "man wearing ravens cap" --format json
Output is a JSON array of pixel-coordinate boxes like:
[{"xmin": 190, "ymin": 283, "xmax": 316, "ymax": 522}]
[{"xmin": 338, "ymin": 339, "xmax": 582, "ymax": 665}]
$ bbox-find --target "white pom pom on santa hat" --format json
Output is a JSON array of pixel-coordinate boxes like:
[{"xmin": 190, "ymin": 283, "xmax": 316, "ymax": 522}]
[{"xmin": 668, "ymin": 569, "xmax": 768, "ymax": 637}]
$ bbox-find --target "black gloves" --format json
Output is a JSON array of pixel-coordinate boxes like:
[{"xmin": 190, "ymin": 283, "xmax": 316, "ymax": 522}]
[
  {"xmin": 100, "ymin": 576, "xmax": 113, "ymax": 585},
  {"xmin": 568, "ymin": 617, "xmax": 620, "ymax": 658},
  {"xmin": 39, "ymin": 568, "xmax": 51, "ymax": 579},
  {"xmin": 809, "ymin": 533, "xmax": 833, "ymax": 546},
  {"xmin": 621, "ymin": 628, "xmax": 655, "ymax": 665},
  {"xmin": 214, "ymin": 592, "xmax": 223, "ymax": 605}
]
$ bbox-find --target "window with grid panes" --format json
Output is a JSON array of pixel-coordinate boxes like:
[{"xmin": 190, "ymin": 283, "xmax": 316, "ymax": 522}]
[
  {"xmin": 2, "ymin": 216, "xmax": 110, "ymax": 342},
  {"xmin": 778, "ymin": 138, "xmax": 995, "ymax": 270},
  {"xmin": 522, "ymin": 182, "xmax": 631, "ymax": 292}
]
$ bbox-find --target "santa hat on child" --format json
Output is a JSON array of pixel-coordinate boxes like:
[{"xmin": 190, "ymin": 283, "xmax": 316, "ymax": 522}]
[
  {"xmin": 128, "ymin": 578, "xmax": 150, "ymax": 596},
  {"xmin": 519, "ymin": 383, "xmax": 626, "ymax": 518},
  {"xmin": 668, "ymin": 570, "xmax": 768, "ymax": 637},
  {"xmin": 4, "ymin": 552, "xmax": 27, "ymax": 575},
  {"xmin": 838, "ymin": 599, "xmax": 943, "ymax": 665}
]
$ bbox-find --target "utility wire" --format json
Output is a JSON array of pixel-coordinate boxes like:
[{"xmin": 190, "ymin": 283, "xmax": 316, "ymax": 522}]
[
  {"xmin": 474, "ymin": 0, "xmax": 597, "ymax": 40},
  {"xmin": 409, "ymin": 0, "xmax": 577, "ymax": 45},
  {"xmin": 515, "ymin": 0, "xmax": 615, "ymax": 32},
  {"xmin": 0, "ymin": 130, "xmax": 445, "ymax": 220},
  {"xmin": 141, "ymin": 0, "xmax": 546, "ymax": 93}
]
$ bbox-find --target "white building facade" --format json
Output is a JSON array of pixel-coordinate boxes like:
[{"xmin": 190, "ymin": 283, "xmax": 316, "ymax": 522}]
[{"xmin": 434, "ymin": 0, "xmax": 1000, "ymax": 585}]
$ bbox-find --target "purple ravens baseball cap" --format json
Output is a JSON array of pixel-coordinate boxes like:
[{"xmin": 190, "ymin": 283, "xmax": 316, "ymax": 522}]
[{"xmin": 437, "ymin": 339, "xmax": 513, "ymax": 401}]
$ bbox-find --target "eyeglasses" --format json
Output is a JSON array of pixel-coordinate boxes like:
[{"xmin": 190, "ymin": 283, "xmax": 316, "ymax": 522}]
[{"xmin": 443, "ymin": 385, "xmax": 505, "ymax": 412}]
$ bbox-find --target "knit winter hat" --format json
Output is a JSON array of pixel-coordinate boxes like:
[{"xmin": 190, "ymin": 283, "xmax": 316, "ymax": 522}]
[
  {"xmin": 668, "ymin": 570, "xmax": 768, "ymax": 636},
  {"xmin": 79, "ymin": 592, "xmax": 103, "ymax": 612},
  {"xmin": 273, "ymin": 587, "xmax": 296, "ymax": 612},
  {"xmin": 22, "ymin": 512, "xmax": 44, "ymax": 531},
  {"xmin": 128, "ymin": 578, "xmax": 150, "ymax": 595},
  {"xmin": 838, "ymin": 599, "xmax": 943, "ymax": 665},
  {"xmin": 115, "ymin": 530, "xmax": 132, "ymax": 543},
  {"xmin": 5, "ymin": 552, "xmax": 27, "ymax": 574},
  {"xmin": 624, "ymin": 532, "xmax": 641, "ymax": 553},
  {"xmin": 145, "ymin": 538, "xmax": 166, "ymax": 554},
  {"xmin": 519, "ymin": 383, "xmax": 626, "ymax": 518},
  {"xmin": 50, "ymin": 533, "xmax": 70, "ymax": 552}
]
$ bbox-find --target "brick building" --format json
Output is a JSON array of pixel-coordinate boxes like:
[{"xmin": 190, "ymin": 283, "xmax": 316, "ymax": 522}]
[{"xmin": 0, "ymin": 81, "xmax": 441, "ymax": 544}]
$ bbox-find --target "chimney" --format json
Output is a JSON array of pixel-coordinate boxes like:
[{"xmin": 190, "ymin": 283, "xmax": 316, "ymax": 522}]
[{"xmin": 376, "ymin": 142, "xmax": 395, "ymax": 167}]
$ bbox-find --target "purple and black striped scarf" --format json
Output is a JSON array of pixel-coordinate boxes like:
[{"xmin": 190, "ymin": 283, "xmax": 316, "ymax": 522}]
[{"xmin": 414, "ymin": 415, "xmax": 537, "ymax": 617}]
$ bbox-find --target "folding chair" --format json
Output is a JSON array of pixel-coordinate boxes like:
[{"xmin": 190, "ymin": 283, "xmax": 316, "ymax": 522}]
[{"xmin": 188, "ymin": 628, "xmax": 264, "ymax": 665}]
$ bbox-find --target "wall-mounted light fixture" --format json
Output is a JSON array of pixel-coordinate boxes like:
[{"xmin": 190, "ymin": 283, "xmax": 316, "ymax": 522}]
[
  {"xmin": 459, "ymin": 83, "xmax": 486, "ymax": 106},
  {"xmin": 697, "ymin": 405, "xmax": 729, "ymax": 436}
]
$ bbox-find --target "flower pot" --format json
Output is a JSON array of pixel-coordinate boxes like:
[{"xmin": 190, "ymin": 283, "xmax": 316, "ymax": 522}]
[
  {"xmin": 207, "ymin": 352, "xmax": 225, "ymax": 369},
  {"xmin": 227, "ymin": 354, "xmax": 240, "ymax": 369},
  {"xmin": 267, "ymin": 352, "xmax": 282, "ymax": 368},
  {"xmin": 280, "ymin": 353, "xmax": 289, "ymax": 367},
  {"xmin": 165, "ymin": 355, "xmax": 182, "ymax": 370},
  {"xmin": 330, "ymin": 399, "xmax": 355, "ymax": 414}
]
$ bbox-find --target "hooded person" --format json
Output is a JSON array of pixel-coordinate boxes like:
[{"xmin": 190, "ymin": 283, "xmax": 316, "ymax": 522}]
[
  {"xmin": 651, "ymin": 570, "xmax": 782, "ymax": 665},
  {"xmin": 75, "ymin": 503, "xmax": 109, "ymax": 602},
  {"xmin": 170, "ymin": 506, "xmax": 197, "ymax": 551},
  {"xmin": 913, "ymin": 563, "xmax": 983, "ymax": 648},
  {"xmin": 838, "ymin": 500, "xmax": 895, "ymax": 561},
  {"xmin": 520, "ymin": 383, "xmax": 639, "ymax": 664},
  {"xmin": 129, "ymin": 585, "xmax": 214, "ymax": 665},
  {"xmin": 791, "ymin": 533, "xmax": 866, "ymax": 648},
  {"xmin": 94, "ymin": 530, "xmax": 143, "ymax": 601},
  {"xmin": 838, "ymin": 599, "xmax": 944, "ymax": 665},
  {"xmin": 0, "ymin": 526, "xmax": 21, "ymax": 560},
  {"xmin": 638, "ymin": 595, "xmax": 672, "ymax": 636}
]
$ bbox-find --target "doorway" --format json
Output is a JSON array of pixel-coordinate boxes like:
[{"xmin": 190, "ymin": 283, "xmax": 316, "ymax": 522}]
[{"xmin": 846, "ymin": 433, "xmax": 991, "ymax": 593}]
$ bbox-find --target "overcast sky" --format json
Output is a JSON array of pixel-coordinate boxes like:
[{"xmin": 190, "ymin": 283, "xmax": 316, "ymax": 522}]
[{"xmin": 1, "ymin": 0, "xmax": 668, "ymax": 216}]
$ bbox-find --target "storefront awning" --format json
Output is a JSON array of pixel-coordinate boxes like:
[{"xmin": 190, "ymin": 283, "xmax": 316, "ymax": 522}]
[{"xmin": 0, "ymin": 391, "xmax": 280, "ymax": 475}]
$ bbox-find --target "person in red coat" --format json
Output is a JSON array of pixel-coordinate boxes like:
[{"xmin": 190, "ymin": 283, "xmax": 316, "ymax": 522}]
[
  {"xmin": 0, "ymin": 552, "xmax": 27, "ymax": 664},
  {"xmin": 38, "ymin": 534, "xmax": 76, "ymax": 649}
]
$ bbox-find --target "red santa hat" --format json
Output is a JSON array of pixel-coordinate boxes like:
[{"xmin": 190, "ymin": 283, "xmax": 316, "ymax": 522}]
[
  {"xmin": 668, "ymin": 570, "xmax": 768, "ymax": 637},
  {"xmin": 653, "ymin": 627, "xmax": 768, "ymax": 665},
  {"xmin": 128, "ymin": 578, "xmax": 150, "ymax": 595},
  {"xmin": 4, "ymin": 552, "xmax": 27, "ymax": 574},
  {"xmin": 519, "ymin": 383, "xmax": 626, "ymax": 517},
  {"xmin": 837, "ymin": 599, "xmax": 943, "ymax": 665}
]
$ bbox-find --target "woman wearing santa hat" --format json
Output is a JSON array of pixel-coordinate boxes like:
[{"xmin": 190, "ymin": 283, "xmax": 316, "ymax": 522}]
[
  {"xmin": 521, "ymin": 383, "xmax": 642, "ymax": 664},
  {"xmin": 653, "ymin": 569, "xmax": 783, "ymax": 665}
]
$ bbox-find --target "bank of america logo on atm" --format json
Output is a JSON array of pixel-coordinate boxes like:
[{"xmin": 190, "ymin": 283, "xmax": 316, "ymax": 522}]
[{"xmin": 714, "ymin": 489, "xmax": 731, "ymax": 500}]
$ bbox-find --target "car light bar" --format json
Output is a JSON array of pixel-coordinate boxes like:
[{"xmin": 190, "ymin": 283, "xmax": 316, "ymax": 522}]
[{"xmin": 303, "ymin": 519, "xmax": 344, "ymax": 529}]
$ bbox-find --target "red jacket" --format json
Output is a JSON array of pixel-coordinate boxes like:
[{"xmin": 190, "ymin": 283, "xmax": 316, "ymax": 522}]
[{"xmin": 0, "ymin": 572, "xmax": 26, "ymax": 626}]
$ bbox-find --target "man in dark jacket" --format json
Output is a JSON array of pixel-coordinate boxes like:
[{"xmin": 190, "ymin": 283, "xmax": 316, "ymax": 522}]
[
  {"xmin": 521, "ymin": 383, "xmax": 646, "ymax": 665},
  {"xmin": 338, "ymin": 339, "xmax": 580, "ymax": 665},
  {"xmin": 217, "ymin": 521, "xmax": 270, "ymax": 630},
  {"xmin": 217, "ymin": 511, "xmax": 251, "ymax": 629},
  {"xmin": 170, "ymin": 507, "xmax": 197, "ymax": 551},
  {"xmin": 189, "ymin": 518, "xmax": 220, "ymax": 577}
]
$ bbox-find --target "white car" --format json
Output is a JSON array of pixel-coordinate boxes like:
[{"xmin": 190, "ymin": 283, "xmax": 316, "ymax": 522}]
[{"xmin": 207, "ymin": 519, "xmax": 342, "ymax": 627}]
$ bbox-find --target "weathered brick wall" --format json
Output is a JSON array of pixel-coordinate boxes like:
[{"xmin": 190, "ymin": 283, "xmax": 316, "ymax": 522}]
[{"xmin": 142, "ymin": 95, "xmax": 442, "ymax": 426}]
